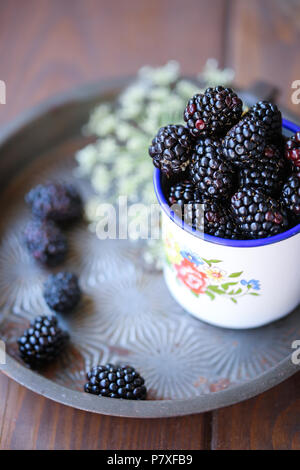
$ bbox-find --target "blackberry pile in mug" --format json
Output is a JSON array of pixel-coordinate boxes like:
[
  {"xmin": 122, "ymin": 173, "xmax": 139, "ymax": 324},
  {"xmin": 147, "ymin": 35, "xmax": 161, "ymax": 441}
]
[{"xmin": 149, "ymin": 86, "xmax": 300, "ymax": 240}]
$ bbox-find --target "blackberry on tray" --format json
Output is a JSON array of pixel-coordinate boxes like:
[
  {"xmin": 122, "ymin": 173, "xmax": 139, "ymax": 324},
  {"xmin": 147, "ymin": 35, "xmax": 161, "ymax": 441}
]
[
  {"xmin": 25, "ymin": 182, "xmax": 83, "ymax": 223},
  {"xmin": 184, "ymin": 86, "xmax": 243, "ymax": 138},
  {"xmin": 44, "ymin": 272, "xmax": 81, "ymax": 313},
  {"xmin": 24, "ymin": 219, "xmax": 68, "ymax": 266},
  {"xmin": 18, "ymin": 315, "xmax": 69, "ymax": 369},
  {"xmin": 84, "ymin": 364, "xmax": 147, "ymax": 400}
]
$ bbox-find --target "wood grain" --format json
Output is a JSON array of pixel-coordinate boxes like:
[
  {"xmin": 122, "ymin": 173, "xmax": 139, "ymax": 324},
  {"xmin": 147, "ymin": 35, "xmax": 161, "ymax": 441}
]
[
  {"xmin": 227, "ymin": 0, "xmax": 300, "ymax": 116},
  {"xmin": 0, "ymin": 373, "xmax": 10, "ymax": 443},
  {"xmin": 0, "ymin": 375, "xmax": 211, "ymax": 450},
  {"xmin": 0, "ymin": 0, "xmax": 300, "ymax": 450},
  {"xmin": 0, "ymin": 0, "xmax": 227, "ymax": 126},
  {"xmin": 212, "ymin": 372, "xmax": 300, "ymax": 450}
]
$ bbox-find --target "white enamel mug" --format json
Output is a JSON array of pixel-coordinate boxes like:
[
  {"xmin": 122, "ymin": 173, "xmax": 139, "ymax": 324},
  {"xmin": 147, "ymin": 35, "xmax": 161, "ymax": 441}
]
[{"xmin": 154, "ymin": 119, "xmax": 300, "ymax": 329}]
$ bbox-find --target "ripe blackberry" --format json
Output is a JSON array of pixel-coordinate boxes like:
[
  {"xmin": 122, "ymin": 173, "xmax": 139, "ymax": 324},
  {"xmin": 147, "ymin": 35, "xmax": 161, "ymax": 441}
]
[
  {"xmin": 281, "ymin": 173, "xmax": 300, "ymax": 217},
  {"xmin": 24, "ymin": 220, "xmax": 68, "ymax": 266},
  {"xmin": 194, "ymin": 136, "xmax": 224, "ymax": 159},
  {"xmin": 25, "ymin": 183, "xmax": 83, "ymax": 223},
  {"xmin": 245, "ymin": 101, "xmax": 282, "ymax": 141},
  {"xmin": 223, "ymin": 117, "xmax": 266, "ymax": 168},
  {"xmin": 84, "ymin": 364, "xmax": 147, "ymax": 400},
  {"xmin": 231, "ymin": 188, "xmax": 288, "ymax": 239},
  {"xmin": 285, "ymin": 132, "xmax": 300, "ymax": 169},
  {"xmin": 44, "ymin": 272, "xmax": 81, "ymax": 313},
  {"xmin": 18, "ymin": 315, "xmax": 69, "ymax": 369},
  {"xmin": 185, "ymin": 199, "xmax": 240, "ymax": 239},
  {"xmin": 239, "ymin": 155, "xmax": 285, "ymax": 195},
  {"xmin": 168, "ymin": 180, "xmax": 196, "ymax": 206},
  {"xmin": 189, "ymin": 138, "xmax": 235, "ymax": 199},
  {"xmin": 149, "ymin": 125, "xmax": 192, "ymax": 176},
  {"xmin": 184, "ymin": 86, "xmax": 243, "ymax": 138}
]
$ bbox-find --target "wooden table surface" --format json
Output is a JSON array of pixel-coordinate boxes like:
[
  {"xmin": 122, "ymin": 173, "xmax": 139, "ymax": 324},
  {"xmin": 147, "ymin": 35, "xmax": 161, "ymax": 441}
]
[{"xmin": 0, "ymin": 0, "xmax": 300, "ymax": 450}]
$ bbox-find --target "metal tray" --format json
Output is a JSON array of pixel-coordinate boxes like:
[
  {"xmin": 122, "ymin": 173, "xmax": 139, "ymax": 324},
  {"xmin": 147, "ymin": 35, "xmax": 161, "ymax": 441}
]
[{"xmin": 0, "ymin": 79, "xmax": 299, "ymax": 418}]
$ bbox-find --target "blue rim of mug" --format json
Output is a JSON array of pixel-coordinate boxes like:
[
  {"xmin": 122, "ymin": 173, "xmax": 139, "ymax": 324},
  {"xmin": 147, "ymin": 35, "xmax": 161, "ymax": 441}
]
[{"xmin": 153, "ymin": 118, "xmax": 300, "ymax": 247}]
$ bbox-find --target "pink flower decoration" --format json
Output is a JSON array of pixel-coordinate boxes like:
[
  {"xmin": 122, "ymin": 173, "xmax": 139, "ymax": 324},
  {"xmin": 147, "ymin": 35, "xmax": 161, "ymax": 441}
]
[{"xmin": 175, "ymin": 259, "xmax": 207, "ymax": 295}]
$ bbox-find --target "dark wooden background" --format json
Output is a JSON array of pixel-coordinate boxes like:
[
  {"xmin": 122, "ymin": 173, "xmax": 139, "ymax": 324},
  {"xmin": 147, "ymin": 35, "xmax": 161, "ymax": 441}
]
[{"xmin": 0, "ymin": 0, "xmax": 300, "ymax": 450}]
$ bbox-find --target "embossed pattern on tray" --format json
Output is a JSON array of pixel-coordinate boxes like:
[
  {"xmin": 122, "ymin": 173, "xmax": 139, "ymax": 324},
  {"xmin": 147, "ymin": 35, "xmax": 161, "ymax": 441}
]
[{"xmin": 1, "ymin": 136, "xmax": 300, "ymax": 402}]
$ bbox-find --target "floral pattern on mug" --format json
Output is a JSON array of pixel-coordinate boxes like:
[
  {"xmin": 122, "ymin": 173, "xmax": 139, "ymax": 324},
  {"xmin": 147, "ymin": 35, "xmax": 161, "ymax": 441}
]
[
  {"xmin": 180, "ymin": 250, "xmax": 204, "ymax": 266},
  {"xmin": 164, "ymin": 233, "xmax": 261, "ymax": 304},
  {"xmin": 175, "ymin": 258, "xmax": 208, "ymax": 295},
  {"xmin": 205, "ymin": 267, "xmax": 227, "ymax": 283},
  {"xmin": 164, "ymin": 233, "xmax": 182, "ymax": 265},
  {"xmin": 240, "ymin": 279, "xmax": 261, "ymax": 291}
]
